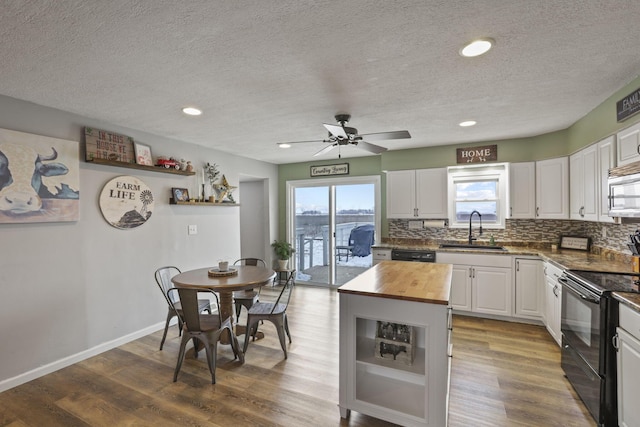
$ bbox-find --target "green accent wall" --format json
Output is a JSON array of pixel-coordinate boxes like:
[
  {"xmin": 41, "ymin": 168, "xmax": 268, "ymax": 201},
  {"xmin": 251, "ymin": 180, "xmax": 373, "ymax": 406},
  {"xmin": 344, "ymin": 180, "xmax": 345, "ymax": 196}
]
[{"xmin": 277, "ymin": 73, "xmax": 640, "ymax": 240}]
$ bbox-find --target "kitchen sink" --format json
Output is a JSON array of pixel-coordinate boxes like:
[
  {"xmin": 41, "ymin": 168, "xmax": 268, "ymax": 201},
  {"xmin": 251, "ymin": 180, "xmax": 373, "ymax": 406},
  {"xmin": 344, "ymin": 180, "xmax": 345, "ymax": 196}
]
[{"xmin": 439, "ymin": 243, "xmax": 508, "ymax": 251}]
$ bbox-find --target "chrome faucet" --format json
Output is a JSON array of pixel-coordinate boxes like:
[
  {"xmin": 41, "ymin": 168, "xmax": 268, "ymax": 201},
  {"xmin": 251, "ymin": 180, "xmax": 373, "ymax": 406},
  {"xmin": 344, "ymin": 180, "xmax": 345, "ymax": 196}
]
[{"xmin": 468, "ymin": 210, "xmax": 483, "ymax": 245}]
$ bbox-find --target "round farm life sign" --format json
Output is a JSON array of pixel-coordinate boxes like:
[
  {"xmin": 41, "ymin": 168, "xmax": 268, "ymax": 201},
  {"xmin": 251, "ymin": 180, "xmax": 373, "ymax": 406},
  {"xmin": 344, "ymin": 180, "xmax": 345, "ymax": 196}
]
[{"xmin": 99, "ymin": 176, "xmax": 154, "ymax": 229}]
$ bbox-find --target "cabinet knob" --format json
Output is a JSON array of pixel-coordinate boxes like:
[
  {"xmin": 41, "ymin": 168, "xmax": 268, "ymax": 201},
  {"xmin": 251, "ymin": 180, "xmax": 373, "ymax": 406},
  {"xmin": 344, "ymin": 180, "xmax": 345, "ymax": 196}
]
[{"xmin": 536, "ymin": 207, "xmax": 540, "ymax": 217}]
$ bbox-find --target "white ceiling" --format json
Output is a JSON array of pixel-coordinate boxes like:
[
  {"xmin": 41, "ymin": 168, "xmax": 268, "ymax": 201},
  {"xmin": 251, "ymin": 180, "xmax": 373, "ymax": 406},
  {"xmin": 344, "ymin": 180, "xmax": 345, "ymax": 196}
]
[{"xmin": 1, "ymin": 1, "xmax": 640, "ymax": 165}]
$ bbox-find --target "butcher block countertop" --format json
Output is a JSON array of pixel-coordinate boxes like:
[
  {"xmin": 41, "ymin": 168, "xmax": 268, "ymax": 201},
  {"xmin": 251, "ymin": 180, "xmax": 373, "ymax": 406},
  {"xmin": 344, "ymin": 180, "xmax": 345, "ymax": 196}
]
[{"xmin": 337, "ymin": 260, "xmax": 452, "ymax": 305}]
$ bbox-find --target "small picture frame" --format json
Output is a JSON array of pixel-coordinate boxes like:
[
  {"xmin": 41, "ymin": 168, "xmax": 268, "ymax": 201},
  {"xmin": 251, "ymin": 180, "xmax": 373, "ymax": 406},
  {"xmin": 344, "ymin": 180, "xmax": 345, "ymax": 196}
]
[
  {"xmin": 134, "ymin": 142, "xmax": 153, "ymax": 166},
  {"xmin": 172, "ymin": 187, "xmax": 190, "ymax": 202}
]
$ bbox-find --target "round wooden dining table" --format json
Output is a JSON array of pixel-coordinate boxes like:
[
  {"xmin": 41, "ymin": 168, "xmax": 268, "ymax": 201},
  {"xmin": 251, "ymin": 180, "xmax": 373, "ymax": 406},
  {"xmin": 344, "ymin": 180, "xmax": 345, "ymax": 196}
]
[{"xmin": 171, "ymin": 265, "xmax": 276, "ymax": 342}]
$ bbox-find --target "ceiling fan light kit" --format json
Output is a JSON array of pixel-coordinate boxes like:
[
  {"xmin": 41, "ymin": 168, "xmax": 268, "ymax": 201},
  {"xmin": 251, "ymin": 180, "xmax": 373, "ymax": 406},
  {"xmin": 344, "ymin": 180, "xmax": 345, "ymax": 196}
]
[{"xmin": 278, "ymin": 113, "xmax": 411, "ymax": 158}]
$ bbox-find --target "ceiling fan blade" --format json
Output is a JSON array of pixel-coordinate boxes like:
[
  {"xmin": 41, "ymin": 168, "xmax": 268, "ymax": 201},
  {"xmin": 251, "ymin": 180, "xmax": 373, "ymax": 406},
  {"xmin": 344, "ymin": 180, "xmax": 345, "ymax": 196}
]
[
  {"xmin": 277, "ymin": 139, "xmax": 328, "ymax": 145},
  {"xmin": 323, "ymin": 123, "xmax": 348, "ymax": 139},
  {"xmin": 359, "ymin": 130, "xmax": 411, "ymax": 141},
  {"xmin": 357, "ymin": 141, "xmax": 388, "ymax": 154},
  {"xmin": 313, "ymin": 144, "xmax": 336, "ymax": 157}
]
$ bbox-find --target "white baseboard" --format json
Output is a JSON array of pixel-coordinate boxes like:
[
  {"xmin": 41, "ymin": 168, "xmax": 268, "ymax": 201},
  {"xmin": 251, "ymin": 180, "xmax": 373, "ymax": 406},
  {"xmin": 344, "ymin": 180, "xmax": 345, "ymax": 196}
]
[{"xmin": 0, "ymin": 321, "xmax": 166, "ymax": 393}]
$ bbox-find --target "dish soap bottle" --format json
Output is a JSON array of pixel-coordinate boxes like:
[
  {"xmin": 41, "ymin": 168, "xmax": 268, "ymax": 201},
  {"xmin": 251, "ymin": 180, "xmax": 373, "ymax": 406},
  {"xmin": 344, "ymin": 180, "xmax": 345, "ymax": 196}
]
[{"xmin": 489, "ymin": 235, "xmax": 495, "ymax": 246}]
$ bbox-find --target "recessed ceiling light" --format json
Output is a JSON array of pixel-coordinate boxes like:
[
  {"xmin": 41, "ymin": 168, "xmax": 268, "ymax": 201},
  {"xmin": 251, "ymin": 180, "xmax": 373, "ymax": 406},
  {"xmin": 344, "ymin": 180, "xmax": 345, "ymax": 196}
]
[
  {"xmin": 278, "ymin": 143, "xmax": 291, "ymax": 148},
  {"xmin": 460, "ymin": 38, "xmax": 494, "ymax": 57},
  {"xmin": 459, "ymin": 120, "xmax": 477, "ymax": 127},
  {"xmin": 182, "ymin": 107, "xmax": 202, "ymax": 116}
]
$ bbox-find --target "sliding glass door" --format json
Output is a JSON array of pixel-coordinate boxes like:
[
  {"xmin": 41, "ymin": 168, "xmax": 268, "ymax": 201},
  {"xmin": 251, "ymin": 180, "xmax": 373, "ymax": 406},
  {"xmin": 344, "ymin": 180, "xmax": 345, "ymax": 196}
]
[{"xmin": 287, "ymin": 176, "xmax": 380, "ymax": 286}]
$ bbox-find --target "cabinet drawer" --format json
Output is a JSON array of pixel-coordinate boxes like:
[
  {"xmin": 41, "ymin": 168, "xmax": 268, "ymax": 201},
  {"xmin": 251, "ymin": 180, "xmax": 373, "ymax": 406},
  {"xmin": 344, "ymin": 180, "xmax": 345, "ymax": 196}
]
[
  {"xmin": 543, "ymin": 261, "xmax": 563, "ymax": 280},
  {"xmin": 620, "ymin": 304, "xmax": 640, "ymax": 340},
  {"xmin": 372, "ymin": 249, "xmax": 391, "ymax": 260}
]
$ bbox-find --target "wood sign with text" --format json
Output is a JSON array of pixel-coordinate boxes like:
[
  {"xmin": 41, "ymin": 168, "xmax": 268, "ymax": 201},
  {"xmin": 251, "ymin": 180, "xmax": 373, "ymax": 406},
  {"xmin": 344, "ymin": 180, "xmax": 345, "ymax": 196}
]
[
  {"xmin": 456, "ymin": 144, "xmax": 497, "ymax": 164},
  {"xmin": 310, "ymin": 163, "xmax": 349, "ymax": 177},
  {"xmin": 617, "ymin": 86, "xmax": 640, "ymax": 122},
  {"xmin": 84, "ymin": 127, "xmax": 135, "ymax": 163}
]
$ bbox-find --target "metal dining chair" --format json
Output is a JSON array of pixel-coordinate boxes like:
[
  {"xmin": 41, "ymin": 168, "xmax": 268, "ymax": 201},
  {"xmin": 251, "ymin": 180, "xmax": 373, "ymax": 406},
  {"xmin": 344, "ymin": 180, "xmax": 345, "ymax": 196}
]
[
  {"xmin": 243, "ymin": 278, "xmax": 294, "ymax": 359},
  {"xmin": 232, "ymin": 258, "xmax": 266, "ymax": 319},
  {"xmin": 167, "ymin": 287, "xmax": 243, "ymax": 384},
  {"xmin": 154, "ymin": 266, "xmax": 211, "ymax": 350}
]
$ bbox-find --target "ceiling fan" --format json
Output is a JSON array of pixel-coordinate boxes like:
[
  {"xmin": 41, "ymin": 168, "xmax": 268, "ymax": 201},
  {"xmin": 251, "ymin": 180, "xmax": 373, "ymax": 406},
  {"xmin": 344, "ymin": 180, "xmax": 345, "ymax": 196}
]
[{"xmin": 278, "ymin": 114, "xmax": 411, "ymax": 157}]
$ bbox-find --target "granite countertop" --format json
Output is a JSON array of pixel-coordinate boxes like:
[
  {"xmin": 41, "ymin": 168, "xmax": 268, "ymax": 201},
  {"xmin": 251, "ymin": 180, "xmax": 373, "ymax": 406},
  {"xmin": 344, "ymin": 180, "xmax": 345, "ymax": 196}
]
[{"xmin": 373, "ymin": 241, "xmax": 640, "ymax": 311}]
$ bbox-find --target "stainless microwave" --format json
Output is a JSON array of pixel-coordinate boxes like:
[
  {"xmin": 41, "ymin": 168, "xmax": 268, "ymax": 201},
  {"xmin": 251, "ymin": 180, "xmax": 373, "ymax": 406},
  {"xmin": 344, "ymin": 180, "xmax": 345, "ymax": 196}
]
[{"xmin": 608, "ymin": 171, "xmax": 640, "ymax": 218}]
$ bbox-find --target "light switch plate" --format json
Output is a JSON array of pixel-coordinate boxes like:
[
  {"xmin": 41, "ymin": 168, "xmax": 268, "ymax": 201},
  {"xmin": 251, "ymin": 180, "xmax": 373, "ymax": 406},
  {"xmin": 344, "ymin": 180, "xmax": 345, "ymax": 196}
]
[{"xmin": 188, "ymin": 225, "xmax": 197, "ymax": 235}]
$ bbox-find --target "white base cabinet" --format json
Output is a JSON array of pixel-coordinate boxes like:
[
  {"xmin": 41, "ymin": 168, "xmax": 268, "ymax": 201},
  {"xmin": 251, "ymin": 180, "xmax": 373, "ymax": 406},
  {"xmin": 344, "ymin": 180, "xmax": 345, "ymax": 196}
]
[
  {"xmin": 616, "ymin": 304, "xmax": 640, "ymax": 427},
  {"xmin": 339, "ymin": 293, "xmax": 449, "ymax": 427},
  {"xmin": 438, "ymin": 253, "xmax": 512, "ymax": 316},
  {"xmin": 514, "ymin": 258, "xmax": 543, "ymax": 320},
  {"xmin": 543, "ymin": 261, "xmax": 562, "ymax": 346}
]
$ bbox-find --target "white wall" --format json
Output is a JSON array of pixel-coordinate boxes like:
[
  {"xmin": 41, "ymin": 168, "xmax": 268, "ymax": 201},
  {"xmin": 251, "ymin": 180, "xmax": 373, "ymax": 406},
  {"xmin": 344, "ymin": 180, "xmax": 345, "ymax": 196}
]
[
  {"xmin": 239, "ymin": 180, "xmax": 269, "ymax": 263},
  {"xmin": 0, "ymin": 95, "xmax": 279, "ymax": 390}
]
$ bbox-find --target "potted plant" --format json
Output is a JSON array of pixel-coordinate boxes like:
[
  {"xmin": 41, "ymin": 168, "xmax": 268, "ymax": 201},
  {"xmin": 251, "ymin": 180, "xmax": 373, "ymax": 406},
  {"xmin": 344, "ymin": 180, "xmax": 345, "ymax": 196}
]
[{"xmin": 272, "ymin": 239, "xmax": 295, "ymax": 270}]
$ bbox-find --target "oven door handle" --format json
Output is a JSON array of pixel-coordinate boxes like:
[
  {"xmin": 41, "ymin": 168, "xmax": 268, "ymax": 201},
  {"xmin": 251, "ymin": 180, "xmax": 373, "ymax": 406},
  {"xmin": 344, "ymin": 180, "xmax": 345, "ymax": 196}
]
[{"xmin": 559, "ymin": 277, "xmax": 600, "ymax": 304}]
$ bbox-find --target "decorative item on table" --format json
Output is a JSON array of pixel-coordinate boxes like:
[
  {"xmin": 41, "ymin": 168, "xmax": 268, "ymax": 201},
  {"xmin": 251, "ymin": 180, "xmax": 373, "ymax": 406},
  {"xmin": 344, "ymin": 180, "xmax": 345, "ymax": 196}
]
[
  {"xmin": 208, "ymin": 262, "xmax": 238, "ymax": 277},
  {"xmin": 156, "ymin": 156, "xmax": 180, "ymax": 170},
  {"xmin": 171, "ymin": 187, "xmax": 189, "ymax": 203},
  {"xmin": 374, "ymin": 321, "xmax": 415, "ymax": 365},
  {"xmin": 213, "ymin": 174, "xmax": 237, "ymax": 203},
  {"xmin": 134, "ymin": 142, "xmax": 153, "ymax": 166},
  {"xmin": 272, "ymin": 239, "xmax": 295, "ymax": 270},
  {"xmin": 218, "ymin": 260, "xmax": 229, "ymax": 271}
]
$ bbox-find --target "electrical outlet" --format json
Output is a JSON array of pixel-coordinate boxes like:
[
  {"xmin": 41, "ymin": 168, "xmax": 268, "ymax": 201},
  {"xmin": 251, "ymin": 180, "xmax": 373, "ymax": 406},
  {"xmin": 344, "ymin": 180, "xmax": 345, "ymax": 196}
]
[{"xmin": 188, "ymin": 225, "xmax": 197, "ymax": 235}]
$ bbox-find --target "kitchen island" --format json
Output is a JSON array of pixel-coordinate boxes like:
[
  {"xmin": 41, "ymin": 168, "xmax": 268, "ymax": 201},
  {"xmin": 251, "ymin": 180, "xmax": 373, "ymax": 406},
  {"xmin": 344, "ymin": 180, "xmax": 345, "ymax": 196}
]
[{"xmin": 338, "ymin": 260, "xmax": 452, "ymax": 427}]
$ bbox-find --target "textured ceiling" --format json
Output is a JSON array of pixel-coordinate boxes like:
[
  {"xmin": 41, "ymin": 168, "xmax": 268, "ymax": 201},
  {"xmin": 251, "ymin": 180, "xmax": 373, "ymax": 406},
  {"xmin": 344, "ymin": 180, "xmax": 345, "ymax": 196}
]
[{"xmin": 1, "ymin": 1, "xmax": 640, "ymax": 164}]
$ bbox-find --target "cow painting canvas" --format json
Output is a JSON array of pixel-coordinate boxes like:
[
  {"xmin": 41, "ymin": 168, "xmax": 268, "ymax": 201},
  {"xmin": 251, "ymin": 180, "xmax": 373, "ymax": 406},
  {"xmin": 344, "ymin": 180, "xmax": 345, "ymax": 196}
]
[{"xmin": 0, "ymin": 128, "xmax": 79, "ymax": 223}]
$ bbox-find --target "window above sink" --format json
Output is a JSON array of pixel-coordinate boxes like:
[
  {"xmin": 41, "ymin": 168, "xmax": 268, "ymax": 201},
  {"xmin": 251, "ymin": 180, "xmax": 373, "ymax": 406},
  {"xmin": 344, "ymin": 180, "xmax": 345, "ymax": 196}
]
[{"xmin": 447, "ymin": 163, "xmax": 508, "ymax": 230}]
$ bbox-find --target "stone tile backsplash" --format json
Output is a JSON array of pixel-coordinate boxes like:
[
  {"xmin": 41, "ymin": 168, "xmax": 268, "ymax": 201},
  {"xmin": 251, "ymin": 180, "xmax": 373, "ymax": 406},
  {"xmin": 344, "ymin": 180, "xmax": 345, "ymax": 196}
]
[{"xmin": 388, "ymin": 218, "xmax": 640, "ymax": 254}]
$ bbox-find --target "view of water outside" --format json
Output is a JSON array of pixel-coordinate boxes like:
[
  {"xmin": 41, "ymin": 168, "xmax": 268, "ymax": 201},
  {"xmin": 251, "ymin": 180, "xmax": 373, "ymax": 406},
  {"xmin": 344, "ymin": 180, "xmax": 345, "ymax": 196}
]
[
  {"xmin": 455, "ymin": 180, "xmax": 498, "ymax": 221},
  {"xmin": 294, "ymin": 184, "xmax": 375, "ymax": 284}
]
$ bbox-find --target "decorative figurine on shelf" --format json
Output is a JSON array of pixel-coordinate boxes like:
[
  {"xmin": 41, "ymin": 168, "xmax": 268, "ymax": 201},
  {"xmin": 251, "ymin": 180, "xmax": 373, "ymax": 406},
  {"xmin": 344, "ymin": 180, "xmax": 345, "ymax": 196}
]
[
  {"xmin": 213, "ymin": 174, "xmax": 237, "ymax": 203},
  {"xmin": 185, "ymin": 161, "xmax": 193, "ymax": 173}
]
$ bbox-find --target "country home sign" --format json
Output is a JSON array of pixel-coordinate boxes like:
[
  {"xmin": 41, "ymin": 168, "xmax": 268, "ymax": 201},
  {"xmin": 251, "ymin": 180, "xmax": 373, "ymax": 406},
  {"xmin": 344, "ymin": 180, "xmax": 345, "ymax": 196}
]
[
  {"xmin": 617, "ymin": 86, "xmax": 640, "ymax": 122},
  {"xmin": 456, "ymin": 144, "xmax": 498, "ymax": 164},
  {"xmin": 310, "ymin": 163, "xmax": 349, "ymax": 177}
]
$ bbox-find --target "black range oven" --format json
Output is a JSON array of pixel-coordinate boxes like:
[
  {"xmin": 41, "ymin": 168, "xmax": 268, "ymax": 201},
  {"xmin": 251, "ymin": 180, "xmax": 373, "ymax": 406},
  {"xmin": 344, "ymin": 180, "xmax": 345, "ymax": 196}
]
[{"xmin": 560, "ymin": 270, "xmax": 640, "ymax": 427}]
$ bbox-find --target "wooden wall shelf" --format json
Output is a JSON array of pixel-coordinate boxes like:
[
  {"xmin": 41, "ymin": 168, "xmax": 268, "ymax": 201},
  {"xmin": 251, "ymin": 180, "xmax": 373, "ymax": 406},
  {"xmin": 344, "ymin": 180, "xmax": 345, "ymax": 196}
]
[
  {"xmin": 170, "ymin": 199, "xmax": 239, "ymax": 206},
  {"xmin": 86, "ymin": 158, "xmax": 195, "ymax": 176}
]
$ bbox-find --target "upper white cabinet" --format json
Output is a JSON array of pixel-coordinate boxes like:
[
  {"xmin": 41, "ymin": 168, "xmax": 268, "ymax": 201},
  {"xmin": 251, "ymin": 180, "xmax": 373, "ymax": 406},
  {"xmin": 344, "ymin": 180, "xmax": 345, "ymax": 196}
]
[
  {"xmin": 598, "ymin": 136, "xmax": 616, "ymax": 223},
  {"xmin": 509, "ymin": 162, "xmax": 536, "ymax": 219},
  {"xmin": 386, "ymin": 168, "xmax": 447, "ymax": 218},
  {"xmin": 536, "ymin": 157, "xmax": 569, "ymax": 219},
  {"xmin": 570, "ymin": 145, "xmax": 598, "ymax": 221},
  {"xmin": 617, "ymin": 121, "xmax": 640, "ymax": 166}
]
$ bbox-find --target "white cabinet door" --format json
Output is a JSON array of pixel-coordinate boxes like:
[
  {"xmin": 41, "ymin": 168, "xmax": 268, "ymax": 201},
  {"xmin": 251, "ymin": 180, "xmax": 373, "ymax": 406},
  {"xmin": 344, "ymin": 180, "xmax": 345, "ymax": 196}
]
[
  {"xmin": 509, "ymin": 162, "xmax": 536, "ymax": 218},
  {"xmin": 449, "ymin": 264, "xmax": 472, "ymax": 311},
  {"xmin": 570, "ymin": 145, "xmax": 598, "ymax": 221},
  {"xmin": 544, "ymin": 274, "xmax": 562, "ymax": 346},
  {"xmin": 570, "ymin": 151, "xmax": 584, "ymax": 220},
  {"xmin": 617, "ymin": 327, "xmax": 640, "ymax": 427},
  {"xmin": 514, "ymin": 258, "xmax": 543, "ymax": 319},
  {"xmin": 386, "ymin": 170, "xmax": 416, "ymax": 218},
  {"xmin": 472, "ymin": 266, "xmax": 511, "ymax": 316},
  {"xmin": 415, "ymin": 168, "xmax": 447, "ymax": 218},
  {"xmin": 536, "ymin": 157, "xmax": 569, "ymax": 219},
  {"xmin": 598, "ymin": 136, "xmax": 616, "ymax": 223},
  {"xmin": 617, "ymin": 122, "xmax": 640, "ymax": 166}
]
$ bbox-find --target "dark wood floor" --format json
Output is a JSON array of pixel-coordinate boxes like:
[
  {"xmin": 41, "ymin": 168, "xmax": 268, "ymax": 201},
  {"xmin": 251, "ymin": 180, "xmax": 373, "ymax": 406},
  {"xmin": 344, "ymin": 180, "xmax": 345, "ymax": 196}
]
[{"xmin": 0, "ymin": 285, "xmax": 596, "ymax": 426}]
